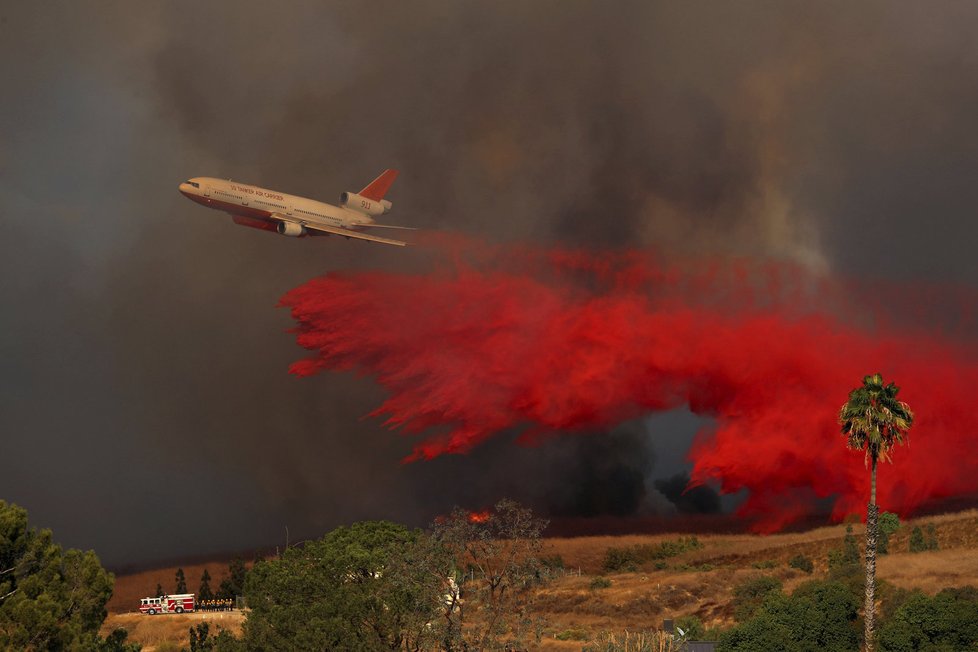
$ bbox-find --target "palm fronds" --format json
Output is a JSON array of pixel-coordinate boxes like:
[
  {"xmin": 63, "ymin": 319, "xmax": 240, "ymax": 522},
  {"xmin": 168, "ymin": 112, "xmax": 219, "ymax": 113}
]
[{"xmin": 839, "ymin": 373, "xmax": 914, "ymax": 466}]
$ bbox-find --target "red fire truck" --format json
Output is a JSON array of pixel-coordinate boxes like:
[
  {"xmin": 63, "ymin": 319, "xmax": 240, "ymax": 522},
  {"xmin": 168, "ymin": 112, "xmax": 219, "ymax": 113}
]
[{"xmin": 139, "ymin": 593, "xmax": 195, "ymax": 615}]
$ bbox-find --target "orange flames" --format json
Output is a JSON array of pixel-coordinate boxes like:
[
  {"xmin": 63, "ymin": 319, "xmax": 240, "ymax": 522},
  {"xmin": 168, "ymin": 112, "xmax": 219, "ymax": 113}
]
[{"xmin": 467, "ymin": 510, "xmax": 491, "ymax": 524}]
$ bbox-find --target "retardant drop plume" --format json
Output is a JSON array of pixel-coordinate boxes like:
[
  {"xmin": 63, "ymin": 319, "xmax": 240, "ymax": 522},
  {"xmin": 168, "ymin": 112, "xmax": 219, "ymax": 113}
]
[{"xmin": 280, "ymin": 237, "xmax": 978, "ymax": 531}]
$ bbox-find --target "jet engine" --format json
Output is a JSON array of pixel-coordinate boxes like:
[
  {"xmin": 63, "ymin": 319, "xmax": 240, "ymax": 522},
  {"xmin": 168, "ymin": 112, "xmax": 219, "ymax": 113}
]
[
  {"xmin": 339, "ymin": 191, "xmax": 392, "ymax": 216},
  {"xmin": 276, "ymin": 221, "xmax": 307, "ymax": 237}
]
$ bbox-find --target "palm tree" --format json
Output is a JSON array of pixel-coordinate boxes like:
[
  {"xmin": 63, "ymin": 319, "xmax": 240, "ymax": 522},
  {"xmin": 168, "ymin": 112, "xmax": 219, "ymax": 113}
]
[{"xmin": 839, "ymin": 373, "xmax": 914, "ymax": 652}]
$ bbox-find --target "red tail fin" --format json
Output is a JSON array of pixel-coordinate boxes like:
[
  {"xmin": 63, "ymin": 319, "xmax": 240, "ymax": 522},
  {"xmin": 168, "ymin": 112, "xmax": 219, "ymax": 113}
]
[{"xmin": 359, "ymin": 169, "xmax": 399, "ymax": 201}]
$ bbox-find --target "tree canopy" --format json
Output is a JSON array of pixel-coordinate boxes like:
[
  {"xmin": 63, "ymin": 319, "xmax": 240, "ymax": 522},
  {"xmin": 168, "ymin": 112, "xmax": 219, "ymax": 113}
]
[
  {"xmin": 719, "ymin": 578, "xmax": 859, "ymax": 652},
  {"xmin": 232, "ymin": 521, "xmax": 449, "ymax": 651},
  {"xmin": 839, "ymin": 373, "xmax": 914, "ymax": 468},
  {"xmin": 0, "ymin": 499, "xmax": 138, "ymax": 651}
]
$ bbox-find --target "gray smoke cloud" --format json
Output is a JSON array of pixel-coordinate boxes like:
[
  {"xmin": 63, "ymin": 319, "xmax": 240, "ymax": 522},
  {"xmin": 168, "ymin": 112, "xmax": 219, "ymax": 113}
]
[{"xmin": 3, "ymin": 1, "xmax": 978, "ymax": 565}]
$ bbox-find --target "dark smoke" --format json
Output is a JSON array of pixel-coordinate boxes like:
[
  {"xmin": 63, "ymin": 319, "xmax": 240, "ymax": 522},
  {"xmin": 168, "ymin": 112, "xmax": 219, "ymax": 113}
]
[
  {"xmin": 546, "ymin": 422, "xmax": 655, "ymax": 518},
  {"xmin": 654, "ymin": 474, "xmax": 721, "ymax": 515},
  {"xmin": 3, "ymin": 1, "xmax": 978, "ymax": 563}
]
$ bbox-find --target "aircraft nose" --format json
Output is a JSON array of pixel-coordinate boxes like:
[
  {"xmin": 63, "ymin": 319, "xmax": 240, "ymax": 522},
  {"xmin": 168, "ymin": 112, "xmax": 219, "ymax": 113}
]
[{"xmin": 178, "ymin": 182, "xmax": 192, "ymax": 194}]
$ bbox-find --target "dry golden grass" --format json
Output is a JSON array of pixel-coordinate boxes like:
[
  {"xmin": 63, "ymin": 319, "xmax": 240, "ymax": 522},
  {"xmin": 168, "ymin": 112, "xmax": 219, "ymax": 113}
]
[
  {"xmin": 106, "ymin": 509, "xmax": 978, "ymax": 649},
  {"xmin": 101, "ymin": 612, "xmax": 243, "ymax": 652}
]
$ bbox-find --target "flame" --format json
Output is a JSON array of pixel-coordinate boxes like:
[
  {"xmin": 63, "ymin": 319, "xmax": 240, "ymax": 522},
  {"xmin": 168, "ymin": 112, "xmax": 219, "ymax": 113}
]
[{"xmin": 467, "ymin": 510, "xmax": 491, "ymax": 524}]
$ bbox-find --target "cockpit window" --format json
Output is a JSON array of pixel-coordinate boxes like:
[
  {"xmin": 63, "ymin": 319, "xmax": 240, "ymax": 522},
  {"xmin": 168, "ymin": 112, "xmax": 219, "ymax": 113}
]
[{"xmin": 184, "ymin": 180, "xmax": 200, "ymax": 188}]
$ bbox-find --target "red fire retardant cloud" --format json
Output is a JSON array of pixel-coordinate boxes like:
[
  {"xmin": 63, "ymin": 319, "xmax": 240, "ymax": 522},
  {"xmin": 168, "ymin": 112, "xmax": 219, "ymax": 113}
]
[{"xmin": 280, "ymin": 238, "xmax": 978, "ymax": 530}]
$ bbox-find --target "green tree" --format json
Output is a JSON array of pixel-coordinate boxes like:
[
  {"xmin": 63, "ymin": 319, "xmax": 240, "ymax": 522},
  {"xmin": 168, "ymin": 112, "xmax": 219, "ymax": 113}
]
[
  {"xmin": 175, "ymin": 567, "xmax": 187, "ymax": 594},
  {"xmin": 155, "ymin": 582, "xmax": 164, "ymax": 598},
  {"xmin": 878, "ymin": 512, "xmax": 900, "ymax": 555},
  {"xmin": 839, "ymin": 373, "xmax": 914, "ymax": 652},
  {"xmin": 877, "ymin": 587, "xmax": 978, "ymax": 651},
  {"xmin": 190, "ymin": 622, "xmax": 213, "ymax": 652},
  {"xmin": 0, "ymin": 499, "xmax": 139, "ymax": 651},
  {"xmin": 908, "ymin": 525, "xmax": 938, "ymax": 553},
  {"xmin": 731, "ymin": 576, "xmax": 783, "ymax": 622},
  {"xmin": 216, "ymin": 558, "xmax": 247, "ymax": 601},
  {"xmin": 230, "ymin": 521, "xmax": 449, "ymax": 651},
  {"xmin": 719, "ymin": 579, "xmax": 859, "ymax": 652},
  {"xmin": 198, "ymin": 568, "xmax": 213, "ymax": 602},
  {"xmin": 433, "ymin": 499, "xmax": 549, "ymax": 651}
]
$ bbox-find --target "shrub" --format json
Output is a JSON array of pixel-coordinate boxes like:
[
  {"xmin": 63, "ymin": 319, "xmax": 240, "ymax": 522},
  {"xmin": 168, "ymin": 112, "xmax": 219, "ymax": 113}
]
[
  {"xmin": 674, "ymin": 615, "xmax": 704, "ymax": 640},
  {"xmin": 590, "ymin": 576, "xmax": 613, "ymax": 590},
  {"xmin": 540, "ymin": 554, "xmax": 565, "ymax": 570},
  {"xmin": 555, "ymin": 628, "xmax": 589, "ymax": 641},
  {"xmin": 603, "ymin": 547, "xmax": 640, "ymax": 573},
  {"xmin": 732, "ymin": 576, "xmax": 783, "ymax": 622},
  {"xmin": 788, "ymin": 554, "xmax": 814, "ymax": 574},
  {"xmin": 751, "ymin": 559, "xmax": 776, "ymax": 569},
  {"xmin": 602, "ymin": 537, "xmax": 702, "ymax": 572},
  {"xmin": 908, "ymin": 526, "xmax": 926, "ymax": 553}
]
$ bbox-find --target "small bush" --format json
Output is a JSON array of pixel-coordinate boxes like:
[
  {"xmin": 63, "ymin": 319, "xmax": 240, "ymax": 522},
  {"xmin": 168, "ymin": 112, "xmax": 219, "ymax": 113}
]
[
  {"xmin": 788, "ymin": 554, "xmax": 814, "ymax": 574},
  {"xmin": 751, "ymin": 559, "xmax": 776, "ymax": 569},
  {"xmin": 602, "ymin": 537, "xmax": 702, "ymax": 572},
  {"xmin": 555, "ymin": 628, "xmax": 589, "ymax": 641},
  {"xmin": 590, "ymin": 576, "xmax": 613, "ymax": 590},
  {"xmin": 732, "ymin": 575, "xmax": 783, "ymax": 622},
  {"xmin": 603, "ymin": 547, "xmax": 640, "ymax": 573},
  {"xmin": 540, "ymin": 553, "xmax": 565, "ymax": 570},
  {"xmin": 909, "ymin": 526, "xmax": 926, "ymax": 552},
  {"xmin": 674, "ymin": 615, "xmax": 704, "ymax": 640}
]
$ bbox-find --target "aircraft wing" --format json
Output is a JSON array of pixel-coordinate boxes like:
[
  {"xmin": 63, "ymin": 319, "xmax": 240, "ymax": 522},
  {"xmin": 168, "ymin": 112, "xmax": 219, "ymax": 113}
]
[
  {"xmin": 271, "ymin": 214, "xmax": 409, "ymax": 246},
  {"xmin": 363, "ymin": 223, "xmax": 418, "ymax": 231}
]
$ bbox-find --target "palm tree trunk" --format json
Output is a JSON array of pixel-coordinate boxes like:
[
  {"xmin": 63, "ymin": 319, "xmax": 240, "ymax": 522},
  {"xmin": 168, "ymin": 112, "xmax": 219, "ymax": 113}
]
[{"xmin": 865, "ymin": 457, "xmax": 879, "ymax": 652}]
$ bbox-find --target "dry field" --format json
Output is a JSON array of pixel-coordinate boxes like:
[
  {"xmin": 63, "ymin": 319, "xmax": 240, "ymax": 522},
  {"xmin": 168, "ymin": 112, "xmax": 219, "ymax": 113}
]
[
  {"xmin": 102, "ymin": 611, "xmax": 243, "ymax": 652},
  {"xmin": 104, "ymin": 509, "xmax": 978, "ymax": 650}
]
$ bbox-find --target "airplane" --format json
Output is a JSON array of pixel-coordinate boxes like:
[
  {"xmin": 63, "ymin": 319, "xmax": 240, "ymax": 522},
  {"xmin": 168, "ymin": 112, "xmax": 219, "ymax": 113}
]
[{"xmin": 177, "ymin": 169, "xmax": 413, "ymax": 246}]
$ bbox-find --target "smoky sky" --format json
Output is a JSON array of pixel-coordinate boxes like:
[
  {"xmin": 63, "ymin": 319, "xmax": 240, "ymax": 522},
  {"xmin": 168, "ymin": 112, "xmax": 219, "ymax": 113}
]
[{"xmin": 2, "ymin": 1, "xmax": 978, "ymax": 566}]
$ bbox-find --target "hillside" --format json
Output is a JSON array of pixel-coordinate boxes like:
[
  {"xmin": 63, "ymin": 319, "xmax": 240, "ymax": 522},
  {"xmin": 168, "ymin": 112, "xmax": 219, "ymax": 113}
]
[{"xmin": 104, "ymin": 510, "xmax": 978, "ymax": 651}]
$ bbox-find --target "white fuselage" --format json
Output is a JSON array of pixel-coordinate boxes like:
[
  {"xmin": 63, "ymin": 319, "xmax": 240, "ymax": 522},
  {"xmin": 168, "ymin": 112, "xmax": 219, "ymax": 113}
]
[{"xmin": 178, "ymin": 177, "xmax": 375, "ymax": 232}]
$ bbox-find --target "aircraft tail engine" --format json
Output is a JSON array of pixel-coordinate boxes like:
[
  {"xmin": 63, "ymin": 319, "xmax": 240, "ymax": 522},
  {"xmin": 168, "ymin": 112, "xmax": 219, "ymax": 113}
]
[{"xmin": 339, "ymin": 191, "xmax": 392, "ymax": 216}]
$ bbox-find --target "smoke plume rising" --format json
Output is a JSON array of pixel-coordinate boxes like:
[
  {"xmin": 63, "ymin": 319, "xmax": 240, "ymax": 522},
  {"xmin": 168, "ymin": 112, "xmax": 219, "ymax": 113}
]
[
  {"xmin": 5, "ymin": 1, "xmax": 978, "ymax": 564},
  {"xmin": 282, "ymin": 238, "xmax": 978, "ymax": 531}
]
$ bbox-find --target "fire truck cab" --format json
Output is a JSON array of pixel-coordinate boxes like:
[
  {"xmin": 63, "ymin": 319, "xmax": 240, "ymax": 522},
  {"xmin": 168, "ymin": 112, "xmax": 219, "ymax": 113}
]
[{"xmin": 139, "ymin": 593, "xmax": 195, "ymax": 615}]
